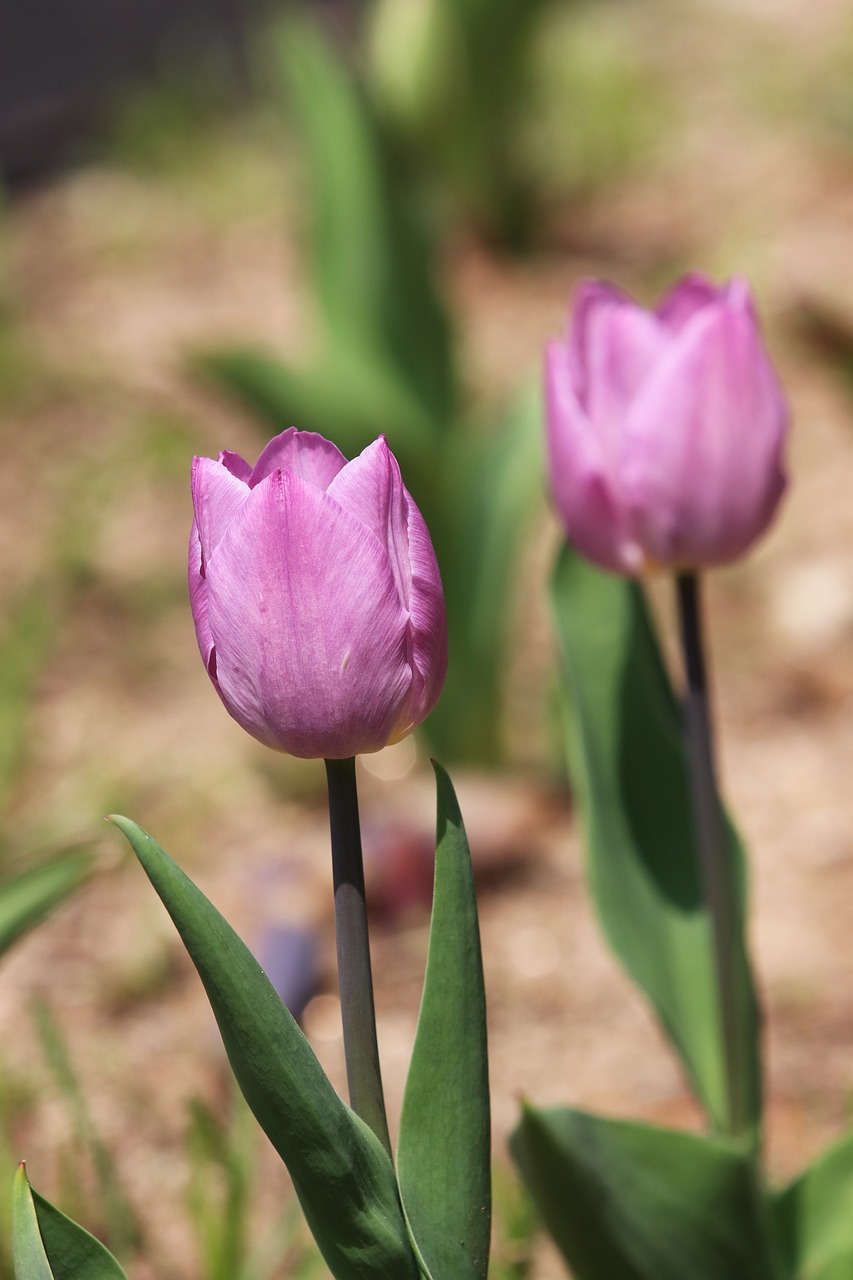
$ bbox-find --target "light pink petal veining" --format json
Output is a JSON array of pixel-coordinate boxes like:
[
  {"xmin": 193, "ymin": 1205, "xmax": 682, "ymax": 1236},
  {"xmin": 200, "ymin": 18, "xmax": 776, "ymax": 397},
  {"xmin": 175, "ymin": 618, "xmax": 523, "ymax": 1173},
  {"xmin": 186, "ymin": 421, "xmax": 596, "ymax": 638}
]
[
  {"xmin": 326, "ymin": 437, "xmax": 412, "ymax": 609},
  {"xmin": 191, "ymin": 456, "xmax": 251, "ymax": 570}
]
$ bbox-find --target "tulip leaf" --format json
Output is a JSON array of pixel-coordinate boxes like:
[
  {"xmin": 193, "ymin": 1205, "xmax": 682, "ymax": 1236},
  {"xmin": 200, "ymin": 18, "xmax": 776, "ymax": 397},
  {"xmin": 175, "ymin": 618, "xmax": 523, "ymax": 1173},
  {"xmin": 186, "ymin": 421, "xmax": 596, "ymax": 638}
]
[
  {"xmin": 12, "ymin": 1165, "xmax": 129, "ymax": 1280},
  {"xmin": 396, "ymin": 762, "xmax": 490, "ymax": 1280},
  {"xmin": 511, "ymin": 1106, "xmax": 780, "ymax": 1280},
  {"xmin": 0, "ymin": 848, "xmax": 95, "ymax": 960},
  {"xmin": 550, "ymin": 545, "xmax": 760, "ymax": 1134},
  {"xmin": 109, "ymin": 816, "xmax": 418, "ymax": 1280},
  {"xmin": 279, "ymin": 20, "xmax": 455, "ymax": 431},
  {"xmin": 771, "ymin": 1132, "xmax": 853, "ymax": 1280}
]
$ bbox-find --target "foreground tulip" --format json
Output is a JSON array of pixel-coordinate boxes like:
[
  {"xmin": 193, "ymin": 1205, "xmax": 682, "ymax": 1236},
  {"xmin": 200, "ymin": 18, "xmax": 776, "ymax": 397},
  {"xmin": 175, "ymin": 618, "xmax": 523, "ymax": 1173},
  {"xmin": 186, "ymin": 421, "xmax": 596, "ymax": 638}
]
[
  {"xmin": 189, "ymin": 429, "xmax": 447, "ymax": 758},
  {"xmin": 545, "ymin": 274, "xmax": 788, "ymax": 574}
]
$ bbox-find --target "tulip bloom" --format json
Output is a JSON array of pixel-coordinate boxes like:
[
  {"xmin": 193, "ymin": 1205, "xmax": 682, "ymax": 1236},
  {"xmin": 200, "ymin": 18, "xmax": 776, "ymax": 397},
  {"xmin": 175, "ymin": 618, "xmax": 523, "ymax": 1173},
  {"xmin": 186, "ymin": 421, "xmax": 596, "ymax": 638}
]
[
  {"xmin": 545, "ymin": 274, "xmax": 788, "ymax": 574},
  {"xmin": 189, "ymin": 429, "xmax": 447, "ymax": 758}
]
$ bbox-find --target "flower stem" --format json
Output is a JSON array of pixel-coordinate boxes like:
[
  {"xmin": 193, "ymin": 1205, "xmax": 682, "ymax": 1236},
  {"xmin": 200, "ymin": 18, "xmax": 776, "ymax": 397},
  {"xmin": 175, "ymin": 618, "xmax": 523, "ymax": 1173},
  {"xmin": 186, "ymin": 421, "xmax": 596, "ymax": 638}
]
[
  {"xmin": 324, "ymin": 756, "xmax": 392, "ymax": 1158},
  {"xmin": 675, "ymin": 572, "xmax": 747, "ymax": 1139}
]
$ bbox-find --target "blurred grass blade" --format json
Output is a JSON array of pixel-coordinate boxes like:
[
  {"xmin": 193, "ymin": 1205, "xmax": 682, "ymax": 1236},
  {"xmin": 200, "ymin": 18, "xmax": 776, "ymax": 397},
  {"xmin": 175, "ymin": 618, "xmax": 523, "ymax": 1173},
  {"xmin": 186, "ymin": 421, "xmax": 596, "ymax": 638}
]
[
  {"xmin": 186, "ymin": 1092, "xmax": 251, "ymax": 1280},
  {"xmin": 32, "ymin": 998, "xmax": 142, "ymax": 1253},
  {"xmin": 279, "ymin": 20, "xmax": 455, "ymax": 428},
  {"xmin": 13, "ymin": 1164, "xmax": 129, "ymax": 1280},
  {"xmin": 397, "ymin": 763, "xmax": 490, "ymax": 1279},
  {"xmin": 109, "ymin": 816, "xmax": 418, "ymax": 1280},
  {"xmin": 0, "ymin": 588, "xmax": 57, "ymax": 835},
  {"xmin": 0, "ymin": 849, "xmax": 95, "ymax": 960},
  {"xmin": 511, "ymin": 1106, "xmax": 779, "ymax": 1280},
  {"xmin": 550, "ymin": 545, "xmax": 760, "ymax": 1133},
  {"xmin": 772, "ymin": 1132, "xmax": 853, "ymax": 1280}
]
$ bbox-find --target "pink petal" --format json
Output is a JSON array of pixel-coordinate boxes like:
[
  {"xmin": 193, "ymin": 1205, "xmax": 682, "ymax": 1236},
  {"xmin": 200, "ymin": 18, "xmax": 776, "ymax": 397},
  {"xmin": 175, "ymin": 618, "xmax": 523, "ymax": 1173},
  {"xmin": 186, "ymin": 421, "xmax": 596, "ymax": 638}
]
[
  {"xmin": 655, "ymin": 273, "xmax": 726, "ymax": 333},
  {"xmin": 191, "ymin": 456, "xmax": 251, "ymax": 571},
  {"xmin": 396, "ymin": 496, "xmax": 447, "ymax": 734},
  {"xmin": 219, "ymin": 450, "xmax": 253, "ymax": 482},
  {"xmin": 622, "ymin": 298, "xmax": 788, "ymax": 567},
  {"xmin": 188, "ymin": 521, "xmax": 218, "ymax": 684},
  {"xmin": 249, "ymin": 427, "xmax": 348, "ymax": 491},
  {"xmin": 205, "ymin": 470, "xmax": 413, "ymax": 758},
  {"xmin": 545, "ymin": 341, "xmax": 644, "ymax": 574},
  {"xmin": 325, "ymin": 438, "xmax": 411, "ymax": 609}
]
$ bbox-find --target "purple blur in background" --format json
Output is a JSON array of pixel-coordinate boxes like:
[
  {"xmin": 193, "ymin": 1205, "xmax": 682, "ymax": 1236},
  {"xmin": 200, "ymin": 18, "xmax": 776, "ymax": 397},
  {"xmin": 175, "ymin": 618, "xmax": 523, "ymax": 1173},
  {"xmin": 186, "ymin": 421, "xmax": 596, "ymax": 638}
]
[
  {"xmin": 545, "ymin": 273, "xmax": 789, "ymax": 575},
  {"xmin": 189, "ymin": 428, "xmax": 447, "ymax": 758}
]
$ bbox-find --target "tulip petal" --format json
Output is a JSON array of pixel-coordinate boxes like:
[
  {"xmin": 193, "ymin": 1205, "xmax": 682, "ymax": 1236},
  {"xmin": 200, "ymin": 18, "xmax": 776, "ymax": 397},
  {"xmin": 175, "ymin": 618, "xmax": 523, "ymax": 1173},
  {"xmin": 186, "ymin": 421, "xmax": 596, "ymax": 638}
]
[
  {"xmin": 545, "ymin": 341, "xmax": 644, "ymax": 574},
  {"xmin": 402, "ymin": 498, "xmax": 448, "ymax": 729},
  {"xmin": 249, "ymin": 427, "xmax": 348, "ymax": 491},
  {"xmin": 205, "ymin": 470, "xmax": 413, "ymax": 758},
  {"xmin": 622, "ymin": 299, "xmax": 788, "ymax": 566},
  {"xmin": 188, "ymin": 521, "xmax": 218, "ymax": 684},
  {"xmin": 655, "ymin": 273, "xmax": 726, "ymax": 333},
  {"xmin": 192, "ymin": 457, "xmax": 251, "ymax": 571},
  {"xmin": 326, "ymin": 438, "xmax": 411, "ymax": 609},
  {"xmin": 219, "ymin": 450, "xmax": 253, "ymax": 482}
]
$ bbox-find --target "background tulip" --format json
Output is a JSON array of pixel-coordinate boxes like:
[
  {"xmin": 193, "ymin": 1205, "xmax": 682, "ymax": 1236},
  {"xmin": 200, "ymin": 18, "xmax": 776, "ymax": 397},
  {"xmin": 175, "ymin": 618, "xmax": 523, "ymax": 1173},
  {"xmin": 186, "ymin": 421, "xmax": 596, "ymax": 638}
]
[
  {"xmin": 545, "ymin": 273, "xmax": 788, "ymax": 574},
  {"xmin": 189, "ymin": 428, "xmax": 447, "ymax": 759}
]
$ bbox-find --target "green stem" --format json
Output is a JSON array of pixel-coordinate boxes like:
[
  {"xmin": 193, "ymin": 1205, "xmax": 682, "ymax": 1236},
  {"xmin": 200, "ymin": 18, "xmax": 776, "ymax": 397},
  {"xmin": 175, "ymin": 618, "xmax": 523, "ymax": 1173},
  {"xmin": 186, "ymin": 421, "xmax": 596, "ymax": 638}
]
[
  {"xmin": 324, "ymin": 756, "xmax": 392, "ymax": 1158},
  {"xmin": 675, "ymin": 572, "xmax": 746, "ymax": 1139}
]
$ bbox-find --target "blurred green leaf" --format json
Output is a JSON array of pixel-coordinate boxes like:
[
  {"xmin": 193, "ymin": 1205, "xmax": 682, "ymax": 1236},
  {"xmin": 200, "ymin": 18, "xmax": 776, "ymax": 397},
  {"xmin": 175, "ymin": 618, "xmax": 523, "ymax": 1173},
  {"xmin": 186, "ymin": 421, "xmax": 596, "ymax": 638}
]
[
  {"xmin": 511, "ymin": 1106, "xmax": 781, "ymax": 1280},
  {"xmin": 13, "ymin": 1164, "xmax": 129, "ymax": 1280},
  {"xmin": 109, "ymin": 816, "xmax": 418, "ymax": 1280},
  {"xmin": 32, "ymin": 999, "xmax": 142, "ymax": 1254},
  {"xmin": 280, "ymin": 20, "xmax": 455, "ymax": 429},
  {"xmin": 186, "ymin": 1093, "xmax": 251, "ymax": 1280},
  {"xmin": 0, "ymin": 850, "xmax": 95, "ymax": 960},
  {"xmin": 772, "ymin": 1131, "xmax": 853, "ymax": 1280},
  {"xmin": 425, "ymin": 384, "xmax": 542, "ymax": 763},
  {"xmin": 397, "ymin": 762, "xmax": 490, "ymax": 1279},
  {"xmin": 551, "ymin": 546, "xmax": 760, "ymax": 1133},
  {"xmin": 0, "ymin": 588, "xmax": 57, "ymax": 832}
]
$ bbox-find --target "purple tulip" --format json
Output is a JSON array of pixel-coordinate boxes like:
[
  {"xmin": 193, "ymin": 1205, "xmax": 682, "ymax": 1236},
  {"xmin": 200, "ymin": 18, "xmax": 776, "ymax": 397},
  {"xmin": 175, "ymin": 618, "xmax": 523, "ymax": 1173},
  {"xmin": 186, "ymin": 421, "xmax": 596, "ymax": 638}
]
[
  {"xmin": 545, "ymin": 274, "xmax": 789, "ymax": 574},
  {"xmin": 189, "ymin": 429, "xmax": 447, "ymax": 758}
]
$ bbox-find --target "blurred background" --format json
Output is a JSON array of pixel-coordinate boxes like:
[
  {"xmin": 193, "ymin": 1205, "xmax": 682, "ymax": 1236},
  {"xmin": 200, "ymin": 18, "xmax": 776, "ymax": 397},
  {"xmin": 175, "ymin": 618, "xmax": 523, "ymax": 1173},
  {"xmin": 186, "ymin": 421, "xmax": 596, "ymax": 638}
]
[{"xmin": 1, "ymin": 0, "xmax": 853, "ymax": 1275}]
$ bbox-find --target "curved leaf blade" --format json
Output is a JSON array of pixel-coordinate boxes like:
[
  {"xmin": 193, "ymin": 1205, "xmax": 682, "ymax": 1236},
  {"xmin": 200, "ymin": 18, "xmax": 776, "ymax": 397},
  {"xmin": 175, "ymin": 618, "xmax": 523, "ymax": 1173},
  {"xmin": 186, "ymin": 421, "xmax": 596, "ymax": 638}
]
[
  {"xmin": 12, "ymin": 1166, "xmax": 54, "ymax": 1280},
  {"xmin": 511, "ymin": 1106, "xmax": 779, "ymax": 1280},
  {"xmin": 109, "ymin": 816, "xmax": 418, "ymax": 1280},
  {"xmin": 551, "ymin": 545, "xmax": 760, "ymax": 1133},
  {"xmin": 0, "ymin": 849, "xmax": 95, "ymax": 960},
  {"xmin": 397, "ymin": 763, "xmax": 490, "ymax": 1280},
  {"xmin": 772, "ymin": 1132, "xmax": 853, "ymax": 1280}
]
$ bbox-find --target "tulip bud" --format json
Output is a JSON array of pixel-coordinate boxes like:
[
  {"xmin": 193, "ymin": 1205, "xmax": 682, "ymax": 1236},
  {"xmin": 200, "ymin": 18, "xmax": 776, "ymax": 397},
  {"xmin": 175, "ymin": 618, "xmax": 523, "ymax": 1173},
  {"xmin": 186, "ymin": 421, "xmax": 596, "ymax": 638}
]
[
  {"xmin": 189, "ymin": 429, "xmax": 447, "ymax": 758},
  {"xmin": 545, "ymin": 274, "xmax": 789, "ymax": 574}
]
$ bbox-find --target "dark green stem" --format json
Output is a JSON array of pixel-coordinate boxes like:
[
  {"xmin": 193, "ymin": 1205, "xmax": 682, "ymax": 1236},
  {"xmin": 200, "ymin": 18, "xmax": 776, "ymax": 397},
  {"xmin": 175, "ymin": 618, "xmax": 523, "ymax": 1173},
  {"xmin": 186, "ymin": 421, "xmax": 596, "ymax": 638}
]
[
  {"xmin": 324, "ymin": 756, "xmax": 392, "ymax": 1157},
  {"xmin": 675, "ymin": 573, "xmax": 746, "ymax": 1139}
]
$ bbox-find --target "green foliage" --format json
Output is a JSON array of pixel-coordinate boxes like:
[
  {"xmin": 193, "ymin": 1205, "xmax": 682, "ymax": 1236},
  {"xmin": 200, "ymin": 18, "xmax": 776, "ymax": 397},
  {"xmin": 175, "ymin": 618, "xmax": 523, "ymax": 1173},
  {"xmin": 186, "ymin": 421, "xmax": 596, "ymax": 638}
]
[
  {"xmin": 31, "ymin": 999, "xmax": 142, "ymax": 1256},
  {"xmin": 772, "ymin": 1132, "xmax": 853, "ymax": 1280},
  {"xmin": 511, "ymin": 1106, "xmax": 782, "ymax": 1280},
  {"xmin": 12, "ymin": 1164, "xmax": 129, "ymax": 1280},
  {"xmin": 109, "ymin": 815, "xmax": 419, "ymax": 1280},
  {"xmin": 397, "ymin": 763, "xmax": 490, "ymax": 1279},
  {"xmin": 550, "ymin": 545, "xmax": 760, "ymax": 1135},
  {"xmin": 0, "ymin": 850, "xmax": 95, "ymax": 960}
]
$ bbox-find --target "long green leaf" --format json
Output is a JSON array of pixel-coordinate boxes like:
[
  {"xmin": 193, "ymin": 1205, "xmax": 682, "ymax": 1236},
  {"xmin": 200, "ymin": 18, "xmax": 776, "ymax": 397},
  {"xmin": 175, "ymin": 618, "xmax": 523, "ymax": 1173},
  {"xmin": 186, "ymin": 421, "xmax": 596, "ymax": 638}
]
[
  {"xmin": 31, "ymin": 1186, "xmax": 130, "ymax": 1280},
  {"xmin": 0, "ymin": 849, "xmax": 95, "ymax": 960},
  {"xmin": 772, "ymin": 1132, "xmax": 853, "ymax": 1280},
  {"xmin": 511, "ymin": 1106, "xmax": 780, "ymax": 1280},
  {"xmin": 280, "ymin": 21, "xmax": 454, "ymax": 428},
  {"xmin": 397, "ymin": 762, "xmax": 490, "ymax": 1280},
  {"xmin": 551, "ymin": 545, "xmax": 760, "ymax": 1132},
  {"xmin": 11, "ymin": 1166, "xmax": 54, "ymax": 1280},
  {"xmin": 12, "ymin": 1165, "xmax": 129, "ymax": 1280},
  {"xmin": 108, "ymin": 816, "xmax": 418, "ymax": 1280}
]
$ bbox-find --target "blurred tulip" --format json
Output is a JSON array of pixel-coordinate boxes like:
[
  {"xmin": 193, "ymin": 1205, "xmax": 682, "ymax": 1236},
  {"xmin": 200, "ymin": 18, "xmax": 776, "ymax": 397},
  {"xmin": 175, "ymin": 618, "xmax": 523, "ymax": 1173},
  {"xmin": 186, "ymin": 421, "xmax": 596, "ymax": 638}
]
[
  {"xmin": 190, "ymin": 429, "xmax": 447, "ymax": 758},
  {"xmin": 545, "ymin": 274, "xmax": 788, "ymax": 574}
]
